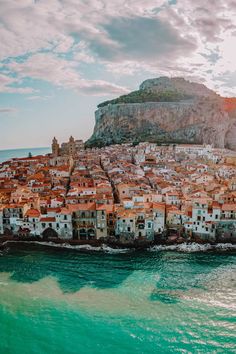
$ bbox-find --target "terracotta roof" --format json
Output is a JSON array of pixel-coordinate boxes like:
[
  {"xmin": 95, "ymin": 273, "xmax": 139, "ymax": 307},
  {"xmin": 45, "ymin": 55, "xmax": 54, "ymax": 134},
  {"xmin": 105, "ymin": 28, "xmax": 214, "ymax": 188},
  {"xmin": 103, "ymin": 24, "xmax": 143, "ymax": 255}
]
[
  {"xmin": 60, "ymin": 207, "xmax": 72, "ymax": 215},
  {"xmin": 25, "ymin": 209, "xmax": 40, "ymax": 218},
  {"xmin": 152, "ymin": 202, "xmax": 166, "ymax": 211},
  {"xmin": 40, "ymin": 217, "xmax": 56, "ymax": 222},
  {"xmin": 222, "ymin": 204, "xmax": 236, "ymax": 211},
  {"xmin": 47, "ymin": 207, "xmax": 61, "ymax": 213},
  {"xmin": 67, "ymin": 202, "xmax": 96, "ymax": 212},
  {"xmin": 96, "ymin": 204, "xmax": 114, "ymax": 212},
  {"xmin": 212, "ymin": 202, "xmax": 221, "ymax": 209}
]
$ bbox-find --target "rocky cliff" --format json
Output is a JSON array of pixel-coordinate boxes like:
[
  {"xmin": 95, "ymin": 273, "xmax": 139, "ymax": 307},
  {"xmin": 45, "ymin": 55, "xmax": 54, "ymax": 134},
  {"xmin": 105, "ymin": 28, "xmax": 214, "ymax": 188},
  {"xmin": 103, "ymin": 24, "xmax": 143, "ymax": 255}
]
[{"xmin": 86, "ymin": 77, "xmax": 236, "ymax": 150}]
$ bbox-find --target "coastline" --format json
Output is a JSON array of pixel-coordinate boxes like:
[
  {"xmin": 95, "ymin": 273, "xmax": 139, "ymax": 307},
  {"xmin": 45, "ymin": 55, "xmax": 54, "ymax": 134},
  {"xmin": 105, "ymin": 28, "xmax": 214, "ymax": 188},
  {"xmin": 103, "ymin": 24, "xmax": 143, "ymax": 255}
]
[
  {"xmin": 1, "ymin": 237, "xmax": 236, "ymax": 254},
  {"xmin": 0, "ymin": 146, "xmax": 50, "ymax": 163}
]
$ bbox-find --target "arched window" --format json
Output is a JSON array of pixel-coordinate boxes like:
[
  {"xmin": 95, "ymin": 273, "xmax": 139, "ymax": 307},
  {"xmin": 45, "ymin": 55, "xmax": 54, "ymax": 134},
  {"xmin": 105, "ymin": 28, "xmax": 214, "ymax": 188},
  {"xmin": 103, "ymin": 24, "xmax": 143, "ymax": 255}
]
[
  {"xmin": 79, "ymin": 228, "xmax": 87, "ymax": 240},
  {"xmin": 87, "ymin": 228, "xmax": 95, "ymax": 240}
]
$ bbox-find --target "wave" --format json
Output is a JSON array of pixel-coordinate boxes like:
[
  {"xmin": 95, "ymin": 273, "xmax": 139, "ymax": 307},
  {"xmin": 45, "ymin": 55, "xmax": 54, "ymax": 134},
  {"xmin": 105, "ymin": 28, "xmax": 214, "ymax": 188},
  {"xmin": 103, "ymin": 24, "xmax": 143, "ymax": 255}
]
[
  {"xmin": 3, "ymin": 240, "xmax": 131, "ymax": 254},
  {"xmin": 36, "ymin": 242, "xmax": 131, "ymax": 254},
  {"xmin": 149, "ymin": 242, "xmax": 236, "ymax": 253}
]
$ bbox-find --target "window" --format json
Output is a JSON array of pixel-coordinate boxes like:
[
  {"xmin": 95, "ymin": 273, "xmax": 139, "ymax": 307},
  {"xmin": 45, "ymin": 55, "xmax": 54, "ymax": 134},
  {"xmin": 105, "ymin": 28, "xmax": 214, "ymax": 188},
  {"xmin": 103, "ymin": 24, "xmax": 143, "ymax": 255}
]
[
  {"xmin": 64, "ymin": 215, "xmax": 67, "ymax": 220},
  {"xmin": 56, "ymin": 223, "xmax": 59, "ymax": 228},
  {"xmin": 49, "ymin": 223, "xmax": 52, "ymax": 228},
  {"xmin": 64, "ymin": 224, "xmax": 67, "ymax": 229},
  {"xmin": 127, "ymin": 227, "xmax": 131, "ymax": 232},
  {"xmin": 42, "ymin": 223, "xmax": 46, "ymax": 228}
]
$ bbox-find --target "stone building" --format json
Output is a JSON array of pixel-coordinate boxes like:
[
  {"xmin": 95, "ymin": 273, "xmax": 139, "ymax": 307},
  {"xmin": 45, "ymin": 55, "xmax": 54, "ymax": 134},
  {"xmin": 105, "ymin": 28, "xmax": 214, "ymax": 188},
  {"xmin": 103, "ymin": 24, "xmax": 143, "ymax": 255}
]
[
  {"xmin": 52, "ymin": 137, "xmax": 60, "ymax": 157},
  {"xmin": 51, "ymin": 136, "xmax": 84, "ymax": 158}
]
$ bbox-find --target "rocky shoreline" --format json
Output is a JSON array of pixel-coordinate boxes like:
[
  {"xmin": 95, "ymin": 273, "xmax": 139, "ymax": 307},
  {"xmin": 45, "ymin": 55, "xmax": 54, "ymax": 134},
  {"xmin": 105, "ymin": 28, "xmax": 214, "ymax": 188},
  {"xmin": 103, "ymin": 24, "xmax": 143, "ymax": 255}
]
[{"xmin": 1, "ymin": 236, "xmax": 236, "ymax": 253}]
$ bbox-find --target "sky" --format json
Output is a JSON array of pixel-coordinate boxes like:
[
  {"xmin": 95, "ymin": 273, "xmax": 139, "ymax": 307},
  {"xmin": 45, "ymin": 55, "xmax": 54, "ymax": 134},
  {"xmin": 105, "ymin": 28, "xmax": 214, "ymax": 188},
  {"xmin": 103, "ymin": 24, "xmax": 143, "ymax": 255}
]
[{"xmin": 0, "ymin": 0, "xmax": 236, "ymax": 149}]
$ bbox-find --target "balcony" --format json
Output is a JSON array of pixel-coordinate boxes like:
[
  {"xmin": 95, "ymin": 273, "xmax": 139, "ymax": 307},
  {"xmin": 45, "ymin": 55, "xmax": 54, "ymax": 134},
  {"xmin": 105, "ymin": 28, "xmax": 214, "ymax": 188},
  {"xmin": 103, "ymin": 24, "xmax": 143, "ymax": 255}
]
[
  {"xmin": 77, "ymin": 223, "xmax": 95, "ymax": 228},
  {"xmin": 136, "ymin": 219, "xmax": 145, "ymax": 224}
]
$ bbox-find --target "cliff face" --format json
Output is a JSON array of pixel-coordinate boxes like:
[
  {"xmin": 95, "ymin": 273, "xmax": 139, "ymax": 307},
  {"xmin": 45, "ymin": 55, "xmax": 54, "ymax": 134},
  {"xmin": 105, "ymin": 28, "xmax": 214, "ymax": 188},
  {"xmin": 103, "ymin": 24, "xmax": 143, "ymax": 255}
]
[{"xmin": 87, "ymin": 77, "xmax": 236, "ymax": 150}]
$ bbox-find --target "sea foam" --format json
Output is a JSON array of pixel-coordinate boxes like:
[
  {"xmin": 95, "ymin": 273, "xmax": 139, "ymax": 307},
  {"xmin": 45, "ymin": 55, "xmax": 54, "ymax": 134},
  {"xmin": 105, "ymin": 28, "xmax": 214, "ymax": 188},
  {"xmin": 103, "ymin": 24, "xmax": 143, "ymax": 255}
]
[
  {"xmin": 3, "ymin": 241, "xmax": 131, "ymax": 254},
  {"xmin": 149, "ymin": 242, "xmax": 236, "ymax": 253}
]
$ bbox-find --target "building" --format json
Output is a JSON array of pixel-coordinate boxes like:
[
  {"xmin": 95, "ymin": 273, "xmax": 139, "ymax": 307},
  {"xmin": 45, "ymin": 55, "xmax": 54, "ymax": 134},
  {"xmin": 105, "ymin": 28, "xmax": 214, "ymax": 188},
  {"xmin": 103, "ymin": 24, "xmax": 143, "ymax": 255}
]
[
  {"xmin": 1, "ymin": 141, "xmax": 236, "ymax": 242},
  {"xmin": 0, "ymin": 208, "xmax": 3, "ymax": 235},
  {"xmin": 51, "ymin": 136, "xmax": 84, "ymax": 158}
]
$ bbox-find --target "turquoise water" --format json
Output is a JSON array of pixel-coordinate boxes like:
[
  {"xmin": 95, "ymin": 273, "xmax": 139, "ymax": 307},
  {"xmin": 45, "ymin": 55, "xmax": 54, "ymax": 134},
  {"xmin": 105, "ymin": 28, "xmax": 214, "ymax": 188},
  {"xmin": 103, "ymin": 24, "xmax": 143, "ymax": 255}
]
[
  {"xmin": 0, "ymin": 147, "xmax": 50, "ymax": 163},
  {"xmin": 0, "ymin": 245, "xmax": 235, "ymax": 353}
]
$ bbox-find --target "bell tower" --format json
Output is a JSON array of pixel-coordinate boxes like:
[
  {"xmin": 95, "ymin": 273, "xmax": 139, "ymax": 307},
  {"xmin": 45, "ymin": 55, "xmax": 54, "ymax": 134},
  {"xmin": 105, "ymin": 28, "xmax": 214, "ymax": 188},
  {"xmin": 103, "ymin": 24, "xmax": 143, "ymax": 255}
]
[
  {"xmin": 52, "ymin": 137, "xmax": 60, "ymax": 157},
  {"xmin": 68, "ymin": 136, "xmax": 76, "ymax": 156}
]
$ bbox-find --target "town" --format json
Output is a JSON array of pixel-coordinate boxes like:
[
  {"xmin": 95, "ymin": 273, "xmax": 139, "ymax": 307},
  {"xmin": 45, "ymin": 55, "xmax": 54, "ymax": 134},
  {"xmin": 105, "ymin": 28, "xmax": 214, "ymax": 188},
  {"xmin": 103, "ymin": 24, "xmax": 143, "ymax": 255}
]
[{"xmin": 0, "ymin": 136, "xmax": 236, "ymax": 246}]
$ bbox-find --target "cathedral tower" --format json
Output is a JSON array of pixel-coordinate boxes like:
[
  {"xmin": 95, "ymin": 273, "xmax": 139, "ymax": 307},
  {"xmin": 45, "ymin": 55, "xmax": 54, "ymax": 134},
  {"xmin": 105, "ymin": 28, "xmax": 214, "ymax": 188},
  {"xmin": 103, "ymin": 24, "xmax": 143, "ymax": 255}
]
[{"xmin": 52, "ymin": 137, "xmax": 60, "ymax": 157}]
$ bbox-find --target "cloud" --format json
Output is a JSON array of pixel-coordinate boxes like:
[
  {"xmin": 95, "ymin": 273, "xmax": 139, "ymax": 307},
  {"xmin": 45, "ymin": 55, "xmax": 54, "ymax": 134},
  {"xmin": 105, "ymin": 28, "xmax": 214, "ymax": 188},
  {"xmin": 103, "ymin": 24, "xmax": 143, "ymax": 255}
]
[
  {"xmin": 26, "ymin": 95, "xmax": 52, "ymax": 101},
  {"xmin": 0, "ymin": 73, "xmax": 35, "ymax": 94},
  {"xmin": 0, "ymin": 0, "xmax": 236, "ymax": 96},
  {"xmin": 7, "ymin": 53, "xmax": 128, "ymax": 95},
  {"xmin": 72, "ymin": 41, "xmax": 95, "ymax": 64},
  {"xmin": 7, "ymin": 53, "xmax": 80, "ymax": 88},
  {"xmin": 89, "ymin": 16, "xmax": 196, "ymax": 62},
  {"xmin": 77, "ymin": 79, "xmax": 129, "ymax": 95},
  {"xmin": 0, "ymin": 107, "xmax": 17, "ymax": 113},
  {"xmin": 214, "ymin": 70, "xmax": 236, "ymax": 91}
]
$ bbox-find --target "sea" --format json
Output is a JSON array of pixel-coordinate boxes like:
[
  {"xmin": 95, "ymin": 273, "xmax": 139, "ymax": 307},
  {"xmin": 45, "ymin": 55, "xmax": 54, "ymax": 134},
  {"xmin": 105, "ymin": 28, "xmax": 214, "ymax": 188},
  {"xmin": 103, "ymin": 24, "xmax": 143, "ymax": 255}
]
[
  {"xmin": 0, "ymin": 244, "xmax": 235, "ymax": 354},
  {"xmin": 0, "ymin": 147, "xmax": 51, "ymax": 163}
]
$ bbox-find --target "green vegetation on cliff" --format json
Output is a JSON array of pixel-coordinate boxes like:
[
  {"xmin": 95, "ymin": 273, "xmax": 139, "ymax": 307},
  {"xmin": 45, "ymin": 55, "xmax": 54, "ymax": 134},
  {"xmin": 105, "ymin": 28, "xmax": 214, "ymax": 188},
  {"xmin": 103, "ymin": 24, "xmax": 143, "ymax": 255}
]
[{"xmin": 98, "ymin": 89, "xmax": 192, "ymax": 108}]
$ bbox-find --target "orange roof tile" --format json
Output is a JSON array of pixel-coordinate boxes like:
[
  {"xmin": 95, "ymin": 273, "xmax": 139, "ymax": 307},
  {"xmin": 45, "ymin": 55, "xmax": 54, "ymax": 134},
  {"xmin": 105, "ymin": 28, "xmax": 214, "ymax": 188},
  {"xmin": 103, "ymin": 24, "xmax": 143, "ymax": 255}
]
[
  {"xmin": 25, "ymin": 209, "xmax": 40, "ymax": 218},
  {"xmin": 40, "ymin": 217, "xmax": 56, "ymax": 222}
]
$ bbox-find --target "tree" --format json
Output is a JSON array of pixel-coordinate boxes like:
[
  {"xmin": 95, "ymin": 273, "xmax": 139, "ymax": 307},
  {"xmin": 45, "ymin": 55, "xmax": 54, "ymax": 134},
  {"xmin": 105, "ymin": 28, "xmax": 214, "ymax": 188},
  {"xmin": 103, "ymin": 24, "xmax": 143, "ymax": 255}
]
[{"xmin": 28, "ymin": 152, "xmax": 33, "ymax": 158}]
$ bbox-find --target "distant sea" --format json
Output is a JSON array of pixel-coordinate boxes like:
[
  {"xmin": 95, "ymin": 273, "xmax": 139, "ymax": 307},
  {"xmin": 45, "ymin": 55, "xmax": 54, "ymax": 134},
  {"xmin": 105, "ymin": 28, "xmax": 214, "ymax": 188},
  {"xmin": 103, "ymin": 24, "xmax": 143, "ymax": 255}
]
[{"xmin": 0, "ymin": 147, "xmax": 50, "ymax": 163}]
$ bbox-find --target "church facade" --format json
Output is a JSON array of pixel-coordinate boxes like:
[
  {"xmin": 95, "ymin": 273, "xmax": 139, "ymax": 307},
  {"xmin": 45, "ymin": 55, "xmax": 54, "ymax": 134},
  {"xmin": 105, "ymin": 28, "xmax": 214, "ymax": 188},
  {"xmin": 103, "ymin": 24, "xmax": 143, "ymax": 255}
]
[{"xmin": 52, "ymin": 136, "xmax": 84, "ymax": 157}]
